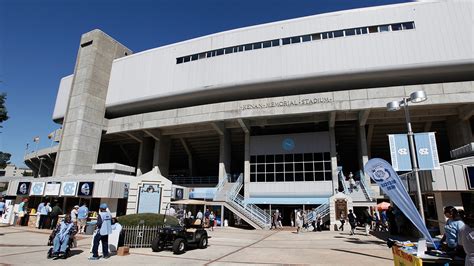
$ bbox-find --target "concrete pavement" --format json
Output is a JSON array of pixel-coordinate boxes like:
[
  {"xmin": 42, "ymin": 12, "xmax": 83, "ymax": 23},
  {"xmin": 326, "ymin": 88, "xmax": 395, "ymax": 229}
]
[{"xmin": 0, "ymin": 226, "xmax": 393, "ymax": 265}]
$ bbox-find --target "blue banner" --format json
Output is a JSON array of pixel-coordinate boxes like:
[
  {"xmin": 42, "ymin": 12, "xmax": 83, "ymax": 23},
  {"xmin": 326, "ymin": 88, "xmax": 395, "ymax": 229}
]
[
  {"xmin": 364, "ymin": 158, "xmax": 437, "ymax": 249},
  {"xmin": 388, "ymin": 134, "xmax": 412, "ymax": 171},
  {"xmin": 414, "ymin": 132, "xmax": 440, "ymax": 170}
]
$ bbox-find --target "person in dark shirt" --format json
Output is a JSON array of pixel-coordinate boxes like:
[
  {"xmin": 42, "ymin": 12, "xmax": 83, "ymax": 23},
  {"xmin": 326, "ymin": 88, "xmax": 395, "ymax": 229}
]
[{"xmin": 50, "ymin": 203, "xmax": 63, "ymax": 230}]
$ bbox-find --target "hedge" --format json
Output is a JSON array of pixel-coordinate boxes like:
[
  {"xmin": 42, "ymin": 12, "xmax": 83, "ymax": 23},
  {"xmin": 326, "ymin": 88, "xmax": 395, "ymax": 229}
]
[{"xmin": 117, "ymin": 213, "xmax": 179, "ymax": 227}]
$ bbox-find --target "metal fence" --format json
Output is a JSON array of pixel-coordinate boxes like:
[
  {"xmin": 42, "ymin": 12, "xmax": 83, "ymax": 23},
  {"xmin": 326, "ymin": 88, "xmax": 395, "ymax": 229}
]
[{"xmin": 122, "ymin": 225, "xmax": 160, "ymax": 248}]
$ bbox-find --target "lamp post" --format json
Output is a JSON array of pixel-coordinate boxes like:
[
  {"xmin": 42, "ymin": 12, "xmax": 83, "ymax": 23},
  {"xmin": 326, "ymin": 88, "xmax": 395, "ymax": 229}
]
[{"xmin": 386, "ymin": 90, "xmax": 427, "ymax": 221}]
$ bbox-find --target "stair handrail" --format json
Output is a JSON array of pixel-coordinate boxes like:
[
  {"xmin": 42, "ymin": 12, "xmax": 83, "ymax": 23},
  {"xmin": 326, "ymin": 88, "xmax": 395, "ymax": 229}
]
[
  {"xmin": 305, "ymin": 202, "xmax": 330, "ymax": 223},
  {"xmin": 358, "ymin": 170, "xmax": 373, "ymax": 201},
  {"xmin": 213, "ymin": 173, "xmax": 230, "ymax": 200},
  {"xmin": 338, "ymin": 168, "xmax": 349, "ymax": 194}
]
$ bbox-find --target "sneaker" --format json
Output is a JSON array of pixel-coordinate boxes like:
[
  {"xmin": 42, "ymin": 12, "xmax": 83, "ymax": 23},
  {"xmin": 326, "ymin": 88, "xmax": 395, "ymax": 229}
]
[
  {"xmin": 103, "ymin": 255, "xmax": 111, "ymax": 259},
  {"xmin": 88, "ymin": 256, "xmax": 100, "ymax": 260}
]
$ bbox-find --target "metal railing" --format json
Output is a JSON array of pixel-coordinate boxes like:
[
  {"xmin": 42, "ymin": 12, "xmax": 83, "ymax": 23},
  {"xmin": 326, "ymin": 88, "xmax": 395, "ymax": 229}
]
[
  {"xmin": 122, "ymin": 225, "xmax": 159, "ymax": 248},
  {"xmin": 167, "ymin": 176, "xmax": 218, "ymax": 185},
  {"xmin": 213, "ymin": 174, "xmax": 229, "ymax": 200},
  {"xmin": 226, "ymin": 175, "xmax": 271, "ymax": 229},
  {"xmin": 357, "ymin": 170, "xmax": 373, "ymax": 201},
  {"xmin": 338, "ymin": 168, "xmax": 349, "ymax": 194}
]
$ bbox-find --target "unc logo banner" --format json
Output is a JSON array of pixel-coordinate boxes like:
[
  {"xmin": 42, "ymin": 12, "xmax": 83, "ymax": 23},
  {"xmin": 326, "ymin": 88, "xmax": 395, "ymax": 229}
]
[
  {"xmin": 388, "ymin": 134, "xmax": 412, "ymax": 171},
  {"xmin": 364, "ymin": 158, "xmax": 437, "ymax": 248},
  {"xmin": 414, "ymin": 132, "xmax": 440, "ymax": 170}
]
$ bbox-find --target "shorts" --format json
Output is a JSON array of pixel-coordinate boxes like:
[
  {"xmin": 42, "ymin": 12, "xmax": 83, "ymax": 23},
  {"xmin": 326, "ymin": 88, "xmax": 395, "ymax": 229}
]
[{"xmin": 78, "ymin": 219, "xmax": 87, "ymax": 227}]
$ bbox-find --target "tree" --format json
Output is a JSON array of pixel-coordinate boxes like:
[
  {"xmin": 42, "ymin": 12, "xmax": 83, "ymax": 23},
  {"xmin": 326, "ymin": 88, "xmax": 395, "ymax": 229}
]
[{"xmin": 0, "ymin": 92, "xmax": 10, "ymax": 168}]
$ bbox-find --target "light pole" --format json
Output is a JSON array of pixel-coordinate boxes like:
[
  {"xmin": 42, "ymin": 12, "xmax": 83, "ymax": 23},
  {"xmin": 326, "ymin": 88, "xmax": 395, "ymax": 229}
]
[{"xmin": 386, "ymin": 90, "xmax": 427, "ymax": 221}]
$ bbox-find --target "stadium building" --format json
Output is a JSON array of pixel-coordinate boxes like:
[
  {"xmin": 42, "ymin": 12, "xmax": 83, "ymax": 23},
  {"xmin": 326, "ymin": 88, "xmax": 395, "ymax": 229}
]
[{"xmin": 3, "ymin": 0, "xmax": 473, "ymax": 231}]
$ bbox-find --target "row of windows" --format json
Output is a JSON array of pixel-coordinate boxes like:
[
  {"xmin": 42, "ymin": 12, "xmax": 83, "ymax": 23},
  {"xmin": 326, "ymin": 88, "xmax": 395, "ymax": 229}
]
[
  {"xmin": 176, "ymin": 21, "xmax": 415, "ymax": 64},
  {"xmin": 251, "ymin": 152, "xmax": 330, "ymax": 164},
  {"xmin": 251, "ymin": 162, "xmax": 331, "ymax": 172},
  {"xmin": 251, "ymin": 171, "xmax": 332, "ymax": 182}
]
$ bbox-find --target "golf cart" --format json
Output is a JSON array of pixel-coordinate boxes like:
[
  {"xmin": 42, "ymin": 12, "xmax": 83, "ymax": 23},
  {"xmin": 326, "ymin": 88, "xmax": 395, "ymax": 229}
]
[{"xmin": 151, "ymin": 205, "xmax": 208, "ymax": 254}]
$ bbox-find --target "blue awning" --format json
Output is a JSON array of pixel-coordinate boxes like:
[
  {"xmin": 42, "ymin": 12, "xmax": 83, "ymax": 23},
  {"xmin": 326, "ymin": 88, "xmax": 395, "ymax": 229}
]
[{"xmin": 244, "ymin": 197, "xmax": 329, "ymax": 205}]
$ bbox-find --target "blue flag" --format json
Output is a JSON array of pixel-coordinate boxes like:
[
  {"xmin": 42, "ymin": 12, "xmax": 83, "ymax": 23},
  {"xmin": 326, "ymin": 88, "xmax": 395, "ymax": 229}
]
[{"xmin": 364, "ymin": 158, "xmax": 437, "ymax": 249}]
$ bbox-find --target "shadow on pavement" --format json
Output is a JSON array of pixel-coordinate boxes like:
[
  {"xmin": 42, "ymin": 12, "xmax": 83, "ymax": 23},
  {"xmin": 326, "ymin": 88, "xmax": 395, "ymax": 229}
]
[{"xmin": 331, "ymin": 248, "xmax": 392, "ymax": 261}]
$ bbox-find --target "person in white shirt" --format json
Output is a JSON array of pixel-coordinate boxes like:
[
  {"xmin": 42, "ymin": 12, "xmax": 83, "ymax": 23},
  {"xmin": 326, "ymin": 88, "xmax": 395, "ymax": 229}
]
[
  {"xmin": 196, "ymin": 210, "xmax": 203, "ymax": 220},
  {"xmin": 70, "ymin": 205, "xmax": 79, "ymax": 224}
]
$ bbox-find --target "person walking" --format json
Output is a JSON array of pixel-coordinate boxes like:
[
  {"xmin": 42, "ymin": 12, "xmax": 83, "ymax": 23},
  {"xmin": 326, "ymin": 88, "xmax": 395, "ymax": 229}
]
[
  {"xmin": 339, "ymin": 211, "xmax": 346, "ymax": 231},
  {"xmin": 363, "ymin": 208, "xmax": 372, "ymax": 236},
  {"xmin": 50, "ymin": 203, "xmax": 63, "ymax": 230},
  {"xmin": 77, "ymin": 204, "xmax": 89, "ymax": 234},
  {"xmin": 0, "ymin": 198, "xmax": 5, "ymax": 217},
  {"xmin": 348, "ymin": 209, "xmax": 357, "ymax": 235},
  {"xmin": 17, "ymin": 198, "xmax": 28, "ymax": 226},
  {"xmin": 209, "ymin": 211, "xmax": 215, "ymax": 231},
  {"xmin": 295, "ymin": 210, "xmax": 303, "ymax": 234},
  {"xmin": 272, "ymin": 210, "xmax": 280, "ymax": 229},
  {"xmin": 316, "ymin": 213, "xmax": 322, "ymax": 232},
  {"xmin": 89, "ymin": 203, "xmax": 112, "ymax": 260},
  {"xmin": 70, "ymin": 205, "xmax": 79, "ymax": 225},
  {"xmin": 38, "ymin": 201, "xmax": 49, "ymax": 229}
]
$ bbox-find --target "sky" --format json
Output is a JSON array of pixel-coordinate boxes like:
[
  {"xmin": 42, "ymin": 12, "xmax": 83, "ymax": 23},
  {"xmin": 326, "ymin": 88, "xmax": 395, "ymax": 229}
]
[{"xmin": 0, "ymin": 0, "xmax": 411, "ymax": 167}]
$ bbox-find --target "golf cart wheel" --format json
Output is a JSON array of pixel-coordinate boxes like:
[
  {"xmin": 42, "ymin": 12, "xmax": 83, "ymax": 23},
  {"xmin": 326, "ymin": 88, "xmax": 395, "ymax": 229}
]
[
  {"xmin": 198, "ymin": 235, "xmax": 208, "ymax": 249},
  {"xmin": 151, "ymin": 236, "xmax": 165, "ymax": 252},
  {"xmin": 172, "ymin": 238, "xmax": 186, "ymax": 254}
]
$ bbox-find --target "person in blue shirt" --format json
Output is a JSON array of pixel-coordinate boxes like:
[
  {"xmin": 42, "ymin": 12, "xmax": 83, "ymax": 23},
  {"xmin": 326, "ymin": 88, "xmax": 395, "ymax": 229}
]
[
  {"xmin": 77, "ymin": 204, "xmax": 89, "ymax": 234},
  {"xmin": 51, "ymin": 214, "xmax": 77, "ymax": 258},
  {"xmin": 89, "ymin": 203, "xmax": 112, "ymax": 260},
  {"xmin": 441, "ymin": 206, "xmax": 465, "ymax": 254}
]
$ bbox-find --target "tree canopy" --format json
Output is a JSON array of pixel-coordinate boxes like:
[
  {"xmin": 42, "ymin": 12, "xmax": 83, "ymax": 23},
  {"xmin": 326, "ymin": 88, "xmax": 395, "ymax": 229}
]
[{"xmin": 0, "ymin": 93, "xmax": 10, "ymax": 168}]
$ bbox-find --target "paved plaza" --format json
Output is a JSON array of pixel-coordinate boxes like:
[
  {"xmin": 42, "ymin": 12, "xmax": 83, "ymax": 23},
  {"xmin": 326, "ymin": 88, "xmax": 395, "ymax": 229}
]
[{"xmin": 0, "ymin": 226, "xmax": 393, "ymax": 265}]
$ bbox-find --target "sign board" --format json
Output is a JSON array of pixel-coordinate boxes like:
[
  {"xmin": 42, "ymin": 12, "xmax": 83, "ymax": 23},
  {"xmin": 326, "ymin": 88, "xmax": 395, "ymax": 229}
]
[
  {"xmin": 30, "ymin": 182, "xmax": 45, "ymax": 196},
  {"xmin": 392, "ymin": 247, "xmax": 422, "ymax": 266},
  {"xmin": 17, "ymin": 182, "xmax": 31, "ymax": 196},
  {"xmin": 414, "ymin": 132, "xmax": 440, "ymax": 170},
  {"xmin": 388, "ymin": 132, "xmax": 440, "ymax": 171},
  {"xmin": 466, "ymin": 167, "xmax": 474, "ymax": 190},
  {"xmin": 77, "ymin": 182, "xmax": 94, "ymax": 197},
  {"xmin": 44, "ymin": 182, "xmax": 61, "ymax": 196},
  {"xmin": 137, "ymin": 184, "xmax": 161, "ymax": 214},
  {"xmin": 335, "ymin": 199, "xmax": 347, "ymax": 220},
  {"xmin": 388, "ymin": 134, "xmax": 412, "ymax": 171},
  {"xmin": 175, "ymin": 188, "xmax": 184, "ymax": 200},
  {"xmin": 1, "ymin": 199, "xmax": 14, "ymax": 224},
  {"xmin": 123, "ymin": 183, "xmax": 129, "ymax": 198},
  {"xmin": 60, "ymin": 182, "xmax": 77, "ymax": 196}
]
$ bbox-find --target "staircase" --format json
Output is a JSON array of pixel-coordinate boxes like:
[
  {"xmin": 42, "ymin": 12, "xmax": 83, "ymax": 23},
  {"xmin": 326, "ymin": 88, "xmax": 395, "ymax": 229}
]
[
  {"xmin": 213, "ymin": 174, "xmax": 271, "ymax": 229},
  {"xmin": 306, "ymin": 202, "xmax": 330, "ymax": 225},
  {"xmin": 338, "ymin": 168, "xmax": 375, "ymax": 204}
]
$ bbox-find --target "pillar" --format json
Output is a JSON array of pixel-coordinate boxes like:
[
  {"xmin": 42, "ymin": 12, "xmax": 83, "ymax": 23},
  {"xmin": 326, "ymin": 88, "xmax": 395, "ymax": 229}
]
[
  {"xmin": 218, "ymin": 129, "xmax": 231, "ymax": 182},
  {"xmin": 153, "ymin": 136, "xmax": 170, "ymax": 177},
  {"xmin": 54, "ymin": 30, "xmax": 132, "ymax": 176},
  {"xmin": 137, "ymin": 137, "xmax": 154, "ymax": 176},
  {"xmin": 244, "ymin": 132, "xmax": 250, "ymax": 199},
  {"xmin": 329, "ymin": 127, "xmax": 338, "ymax": 195},
  {"xmin": 358, "ymin": 126, "xmax": 370, "ymax": 184}
]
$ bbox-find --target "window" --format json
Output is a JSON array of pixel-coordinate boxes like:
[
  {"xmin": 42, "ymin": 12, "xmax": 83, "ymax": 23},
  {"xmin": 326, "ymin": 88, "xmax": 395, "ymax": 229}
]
[
  {"xmin": 266, "ymin": 173, "xmax": 275, "ymax": 182},
  {"xmin": 183, "ymin": 56, "xmax": 190, "ymax": 62},
  {"xmin": 216, "ymin": 49, "xmax": 224, "ymax": 56},
  {"xmin": 391, "ymin": 23, "xmax": 402, "ymax": 31},
  {"xmin": 282, "ymin": 38, "xmax": 291, "ymax": 45},
  {"xmin": 271, "ymin": 39, "xmax": 280, "ymax": 46},
  {"xmin": 257, "ymin": 155, "xmax": 265, "ymax": 163},
  {"xmin": 402, "ymin": 22, "xmax": 415, "ymax": 30},
  {"xmin": 333, "ymin": 30, "xmax": 344, "ymax": 38},
  {"xmin": 266, "ymin": 155, "xmax": 274, "ymax": 163},
  {"xmin": 191, "ymin": 54, "xmax": 198, "ymax": 61},
  {"xmin": 253, "ymin": 42, "xmax": 262, "ymax": 49},
  {"xmin": 224, "ymin": 47, "xmax": 233, "ymax": 54},
  {"xmin": 257, "ymin": 174, "xmax": 265, "ymax": 182},
  {"xmin": 311, "ymin": 33, "xmax": 321, "ymax": 41},
  {"xmin": 368, "ymin": 26, "xmax": 378, "ymax": 33},
  {"xmin": 285, "ymin": 172, "xmax": 294, "ymax": 182},
  {"xmin": 237, "ymin": 45, "xmax": 244, "ymax": 52},
  {"xmin": 244, "ymin": 44, "xmax": 253, "ymax": 51},
  {"xmin": 322, "ymin": 32, "xmax": 333, "ymax": 39},
  {"xmin": 302, "ymin": 35, "xmax": 311, "ymax": 42},
  {"xmin": 206, "ymin": 51, "xmax": 214, "ymax": 58},
  {"xmin": 290, "ymin": 36, "xmax": 301, "ymax": 44},
  {"xmin": 276, "ymin": 173, "xmax": 284, "ymax": 182},
  {"xmin": 263, "ymin": 41, "xmax": 272, "ymax": 48},
  {"xmin": 198, "ymin": 53, "xmax": 206, "ymax": 59},
  {"xmin": 356, "ymin": 27, "xmax": 368, "ymax": 35},
  {"xmin": 379, "ymin": 25, "xmax": 390, "ymax": 32},
  {"xmin": 176, "ymin": 57, "xmax": 183, "ymax": 64},
  {"xmin": 345, "ymin": 28, "xmax": 356, "ymax": 36}
]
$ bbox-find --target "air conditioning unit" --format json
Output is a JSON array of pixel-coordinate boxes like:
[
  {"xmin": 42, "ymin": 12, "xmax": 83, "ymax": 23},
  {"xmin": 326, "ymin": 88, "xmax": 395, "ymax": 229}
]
[{"xmin": 450, "ymin": 142, "xmax": 474, "ymax": 159}]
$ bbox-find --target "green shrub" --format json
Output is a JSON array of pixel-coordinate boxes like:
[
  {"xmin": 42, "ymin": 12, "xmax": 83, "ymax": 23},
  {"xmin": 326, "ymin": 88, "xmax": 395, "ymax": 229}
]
[{"xmin": 117, "ymin": 213, "xmax": 179, "ymax": 227}]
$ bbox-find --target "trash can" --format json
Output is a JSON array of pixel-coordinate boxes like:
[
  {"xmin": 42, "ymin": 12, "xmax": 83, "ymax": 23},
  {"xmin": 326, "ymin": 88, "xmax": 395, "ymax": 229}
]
[{"xmin": 85, "ymin": 221, "xmax": 97, "ymax": 235}]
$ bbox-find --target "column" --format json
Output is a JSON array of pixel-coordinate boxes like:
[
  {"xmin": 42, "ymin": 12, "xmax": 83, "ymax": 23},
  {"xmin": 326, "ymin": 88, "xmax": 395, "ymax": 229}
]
[
  {"xmin": 218, "ymin": 129, "xmax": 231, "ymax": 183},
  {"xmin": 358, "ymin": 126, "xmax": 370, "ymax": 184},
  {"xmin": 53, "ymin": 30, "xmax": 132, "ymax": 176},
  {"xmin": 329, "ymin": 127, "xmax": 338, "ymax": 195},
  {"xmin": 137, "ymin": 137, "xmax": 154, "ymax": 176},
  {"xmin": 153, "ymin": 136, "xmax": 170, "ymax": 177},
  {"xmin": 244, "ymin": 132, "xmax": 250, "ymax": 199}
]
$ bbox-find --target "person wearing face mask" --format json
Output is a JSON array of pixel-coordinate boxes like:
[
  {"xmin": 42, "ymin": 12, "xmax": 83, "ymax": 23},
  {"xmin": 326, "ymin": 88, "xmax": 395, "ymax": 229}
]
[{"xmin": 89, "ymin": 203, "xmax": 112, "ymax": 260}]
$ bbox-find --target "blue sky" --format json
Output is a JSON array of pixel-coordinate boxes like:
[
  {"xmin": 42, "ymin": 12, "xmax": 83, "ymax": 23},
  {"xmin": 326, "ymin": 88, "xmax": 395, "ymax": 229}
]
[{"xmin": 0, "ymin": 0, "xmax": 410, "ymax": 167}]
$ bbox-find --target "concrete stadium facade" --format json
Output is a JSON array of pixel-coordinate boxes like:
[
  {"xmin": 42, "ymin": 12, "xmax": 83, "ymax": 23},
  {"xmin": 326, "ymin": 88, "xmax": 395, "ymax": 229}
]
[{"xmin": 15, "ymin": 0, "xmax": 474, "ymax": 230}]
